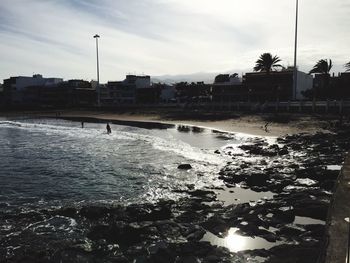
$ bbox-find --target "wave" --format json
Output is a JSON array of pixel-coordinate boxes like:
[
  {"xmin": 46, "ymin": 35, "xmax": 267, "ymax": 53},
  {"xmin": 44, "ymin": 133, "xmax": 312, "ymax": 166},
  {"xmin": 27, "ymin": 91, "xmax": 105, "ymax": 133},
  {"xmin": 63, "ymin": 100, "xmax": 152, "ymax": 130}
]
[{"xmin": 0, "ymin": 119, "xmax": 226, "ymax": 166}]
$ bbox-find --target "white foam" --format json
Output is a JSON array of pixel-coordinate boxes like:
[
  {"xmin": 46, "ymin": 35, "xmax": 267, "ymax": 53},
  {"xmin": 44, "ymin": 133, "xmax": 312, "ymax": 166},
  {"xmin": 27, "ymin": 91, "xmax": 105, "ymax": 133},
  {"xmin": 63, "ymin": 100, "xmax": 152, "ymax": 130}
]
[{"xmin": 1, "ymin": 120, "xmax": 227, "ymax": 167}]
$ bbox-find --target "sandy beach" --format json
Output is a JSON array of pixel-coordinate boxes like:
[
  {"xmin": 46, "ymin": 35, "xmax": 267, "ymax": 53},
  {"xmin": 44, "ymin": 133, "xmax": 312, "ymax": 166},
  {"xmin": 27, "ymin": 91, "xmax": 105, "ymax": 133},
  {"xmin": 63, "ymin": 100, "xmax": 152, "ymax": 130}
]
[{"xmin": 0, "ymin": 109, "xmax": 339, "ymax": 137}]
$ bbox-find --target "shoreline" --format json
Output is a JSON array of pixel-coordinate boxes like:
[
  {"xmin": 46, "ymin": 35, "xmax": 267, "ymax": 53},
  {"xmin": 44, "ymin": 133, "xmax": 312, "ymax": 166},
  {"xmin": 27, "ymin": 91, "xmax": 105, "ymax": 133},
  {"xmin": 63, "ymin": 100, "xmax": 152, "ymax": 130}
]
[{"xmin": 0, "ymin": 109, "xmax": 338, "ymax": 137}]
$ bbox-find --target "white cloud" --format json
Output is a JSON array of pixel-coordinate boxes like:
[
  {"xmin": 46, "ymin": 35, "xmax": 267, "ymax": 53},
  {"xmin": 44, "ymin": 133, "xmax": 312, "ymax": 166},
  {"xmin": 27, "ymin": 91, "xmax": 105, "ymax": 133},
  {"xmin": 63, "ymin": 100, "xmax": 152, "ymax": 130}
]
[{"xmin": 0, "ymin": 0, "xmax": 349, "ymax": 83}]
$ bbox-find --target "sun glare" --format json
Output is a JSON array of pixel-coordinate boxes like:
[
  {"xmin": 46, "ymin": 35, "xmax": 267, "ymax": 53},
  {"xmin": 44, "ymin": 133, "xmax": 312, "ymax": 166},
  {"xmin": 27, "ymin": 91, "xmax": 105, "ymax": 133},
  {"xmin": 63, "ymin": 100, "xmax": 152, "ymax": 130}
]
[{"xmin": 224, "ymin": 228, "xmax": 247, "ymax": 252}]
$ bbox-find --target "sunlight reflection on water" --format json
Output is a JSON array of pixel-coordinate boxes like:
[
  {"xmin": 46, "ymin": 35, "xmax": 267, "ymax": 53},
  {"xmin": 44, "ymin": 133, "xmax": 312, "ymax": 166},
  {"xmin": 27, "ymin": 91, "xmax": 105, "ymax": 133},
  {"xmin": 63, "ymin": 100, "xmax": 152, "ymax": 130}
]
[{"xmin": 202, "ymin": 227, "xmax": 281, "ymax": 253}]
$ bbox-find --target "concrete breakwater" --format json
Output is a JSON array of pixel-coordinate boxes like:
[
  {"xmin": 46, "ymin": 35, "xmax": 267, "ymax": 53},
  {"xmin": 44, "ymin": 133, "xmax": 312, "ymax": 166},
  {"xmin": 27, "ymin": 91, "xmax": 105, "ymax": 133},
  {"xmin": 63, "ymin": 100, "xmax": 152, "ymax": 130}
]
[{"xmin": 324, "ymin": 154, "xmax": 350, "ymax": 263}]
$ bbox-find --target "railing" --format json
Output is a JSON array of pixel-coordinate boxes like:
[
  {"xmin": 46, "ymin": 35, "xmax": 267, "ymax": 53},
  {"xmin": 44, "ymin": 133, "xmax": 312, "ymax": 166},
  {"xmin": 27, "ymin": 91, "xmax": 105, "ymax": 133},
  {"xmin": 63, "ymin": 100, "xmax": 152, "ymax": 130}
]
[
  {"xmin": 182, "ymin": 100, "xmax": 350, "ymax": 114},
  {"xmin": 94, "ymin": 100, "xmax": 350, "ymax": 114}
]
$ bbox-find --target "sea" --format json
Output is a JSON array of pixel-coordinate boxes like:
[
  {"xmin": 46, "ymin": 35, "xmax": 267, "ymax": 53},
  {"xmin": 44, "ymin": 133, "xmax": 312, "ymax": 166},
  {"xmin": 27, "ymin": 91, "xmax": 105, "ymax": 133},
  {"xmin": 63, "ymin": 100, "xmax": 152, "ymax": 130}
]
[{"xmin": 0, "ymin": 118, "xmax": 245, "ymax": 211}]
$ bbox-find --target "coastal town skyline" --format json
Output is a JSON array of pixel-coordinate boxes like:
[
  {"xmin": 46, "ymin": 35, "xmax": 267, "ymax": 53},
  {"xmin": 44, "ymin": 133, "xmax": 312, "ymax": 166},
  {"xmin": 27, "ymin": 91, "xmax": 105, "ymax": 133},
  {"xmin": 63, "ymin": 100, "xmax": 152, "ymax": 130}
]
[{"xmin": 1, "ymin": 0, "xmax": 350, "ymax": 83}]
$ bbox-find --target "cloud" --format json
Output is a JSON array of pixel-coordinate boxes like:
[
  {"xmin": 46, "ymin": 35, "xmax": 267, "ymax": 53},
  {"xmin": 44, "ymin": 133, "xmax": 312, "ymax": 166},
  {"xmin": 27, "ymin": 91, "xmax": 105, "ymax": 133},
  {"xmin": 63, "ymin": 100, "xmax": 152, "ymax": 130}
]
[{"xmin": 0, "ymin": 0, "xmax": 349, "ymax": 83}]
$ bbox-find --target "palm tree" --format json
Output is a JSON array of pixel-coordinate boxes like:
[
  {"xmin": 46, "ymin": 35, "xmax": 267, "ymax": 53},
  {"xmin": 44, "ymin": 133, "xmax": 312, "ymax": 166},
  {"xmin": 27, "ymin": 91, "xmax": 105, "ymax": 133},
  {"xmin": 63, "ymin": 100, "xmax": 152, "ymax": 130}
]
[
  {"xmin": 253, "ymin": 53, "xmax": 283, "ymax": 73},
  {"xmin": 345, "ymin": 61, "xmax": 350, "ymax": 72},
  {"xmin": 309, "ymin": 59, "xmax": 333, "ymax": 99},
  {"xmin": 309, "ymin": 59, "xmax": 332, "ymax": 74}
]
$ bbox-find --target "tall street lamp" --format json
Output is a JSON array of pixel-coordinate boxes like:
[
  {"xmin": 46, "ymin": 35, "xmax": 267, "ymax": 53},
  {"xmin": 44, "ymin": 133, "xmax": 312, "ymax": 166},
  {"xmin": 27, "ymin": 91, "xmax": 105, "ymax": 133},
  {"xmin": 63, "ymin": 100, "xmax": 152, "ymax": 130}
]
[
  {"xmin": 93, "ymin": 34, "xmax": 100, "ymax": 106},
  {"xmin": 293, "ymin": 0, "xmax": 299, "ymax": 100}
]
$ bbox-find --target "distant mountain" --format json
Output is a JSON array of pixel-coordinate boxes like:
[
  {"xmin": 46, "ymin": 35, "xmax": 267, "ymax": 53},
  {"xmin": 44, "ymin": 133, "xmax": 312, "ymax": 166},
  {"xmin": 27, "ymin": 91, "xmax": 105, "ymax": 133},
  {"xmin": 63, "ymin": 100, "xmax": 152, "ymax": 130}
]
[{"xmin": 151, "ymin": 70, "xmax": 245, "ymax": 84}]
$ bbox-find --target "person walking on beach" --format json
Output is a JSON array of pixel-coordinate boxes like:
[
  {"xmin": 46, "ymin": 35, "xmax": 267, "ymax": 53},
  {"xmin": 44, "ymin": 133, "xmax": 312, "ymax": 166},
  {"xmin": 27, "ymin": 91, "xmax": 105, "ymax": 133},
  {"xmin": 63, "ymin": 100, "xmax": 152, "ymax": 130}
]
[
  {"xmin": 264, "ymin": 122, "xmax": 269, "ymax": 133},
  {"xmin": 81, "ymin": 122, "xmax": 84, "ymax": 128},
  {"xmin": 106, "ymin": 123, "xmax": 112, "ymax": 134}
]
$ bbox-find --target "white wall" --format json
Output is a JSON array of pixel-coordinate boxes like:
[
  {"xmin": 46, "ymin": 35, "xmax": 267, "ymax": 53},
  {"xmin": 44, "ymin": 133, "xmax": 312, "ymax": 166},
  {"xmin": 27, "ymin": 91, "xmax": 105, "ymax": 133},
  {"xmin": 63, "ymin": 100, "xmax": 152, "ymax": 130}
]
[
  {"xmin": 296, "ymin": 71, "xmax": 313, "ymax": 100},
  {"xmin": 15, "ymin": 76, "xmax": 63, "ymax": 90}
]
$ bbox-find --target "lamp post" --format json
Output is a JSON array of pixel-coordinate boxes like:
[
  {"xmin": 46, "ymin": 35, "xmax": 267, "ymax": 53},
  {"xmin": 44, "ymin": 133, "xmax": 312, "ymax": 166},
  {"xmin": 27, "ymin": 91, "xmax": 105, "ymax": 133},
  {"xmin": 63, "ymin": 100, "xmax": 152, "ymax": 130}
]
[
  {"xmin": 93, "ymin": 34, "xmax": 100, "ymax": 106},
  {"xmin": 293, "ymin": 0, "xmax": 299, "ymax": 100}
]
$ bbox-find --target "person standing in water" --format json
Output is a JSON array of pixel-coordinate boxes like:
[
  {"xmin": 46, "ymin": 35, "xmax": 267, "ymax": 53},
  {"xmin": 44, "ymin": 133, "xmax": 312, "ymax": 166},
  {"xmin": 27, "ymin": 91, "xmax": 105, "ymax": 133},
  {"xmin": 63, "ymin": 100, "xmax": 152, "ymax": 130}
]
[
  {"xmin": 106, "ymin": 123, "xmax": 112, "ymax": 134},
  {"xmin": 81, "ymin": 122, "xmax": 84, "ymax": 128}
]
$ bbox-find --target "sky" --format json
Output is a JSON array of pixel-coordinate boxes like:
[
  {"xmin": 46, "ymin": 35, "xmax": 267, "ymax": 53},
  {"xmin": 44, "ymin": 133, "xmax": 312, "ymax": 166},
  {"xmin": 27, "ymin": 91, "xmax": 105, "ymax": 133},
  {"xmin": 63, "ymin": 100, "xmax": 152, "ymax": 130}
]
[{"xmin": 0, "ymin": 0, "xmax": 350, "ymax": 83}]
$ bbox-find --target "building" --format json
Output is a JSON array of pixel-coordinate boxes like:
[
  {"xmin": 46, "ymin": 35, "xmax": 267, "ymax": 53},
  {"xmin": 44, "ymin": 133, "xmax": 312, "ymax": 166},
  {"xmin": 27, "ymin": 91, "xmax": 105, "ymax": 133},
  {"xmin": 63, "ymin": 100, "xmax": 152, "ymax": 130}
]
[
  {"xmin": 244, "ymin": 69, "xmax": 312, "ymax": 101},
  {"xmin": 103, "ymin": 75, "xmax": 151, "ymax": 105},
  {"xmin": 24, "ymin": 79, "xmax": 96, "ymax": 107},
  {"xmin": 3, "ymin": 74, "xmax": 63, "ymax": 106},
  {"xmin": 61, "ymin": 80, "xmax": 96, "ymax": 106},
  {"xmin": 212, "ymin": 73, "xmax": 245, "ymax": 102},
  {"xmin": 337, "ymin": 72, "xmax": 350, "ymax": 99},
  {"xmin": 3, "ymin": 76, "xmax": 95, "ymax": 107}
]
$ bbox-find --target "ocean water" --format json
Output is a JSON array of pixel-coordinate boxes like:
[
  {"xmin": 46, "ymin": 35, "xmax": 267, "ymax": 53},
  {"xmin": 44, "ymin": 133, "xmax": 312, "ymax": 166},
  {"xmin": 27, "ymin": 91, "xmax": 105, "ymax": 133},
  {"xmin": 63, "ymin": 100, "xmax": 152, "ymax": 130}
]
[
  {"xmin": 0, "ymin": 118, "xmax": 241, "ymax": 211},
  {"xmin": 2, "ymin": 118, "xmax": 328, "ymax": 258}
]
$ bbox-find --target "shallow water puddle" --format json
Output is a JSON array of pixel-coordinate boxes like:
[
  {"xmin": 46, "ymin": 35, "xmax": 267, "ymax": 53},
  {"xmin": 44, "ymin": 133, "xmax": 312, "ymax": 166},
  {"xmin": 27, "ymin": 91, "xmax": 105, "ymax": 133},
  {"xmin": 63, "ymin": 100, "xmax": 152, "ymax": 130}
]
[
  {"xmin": 326, "ymin": 165, "xmax": 341, "ymax": 170},
  {"xmin": 215, "ymin": 186, "xmax": 275, "ymax": 206},
  {"xmin": 201, "ymin": 227, "xmax": 281, "ymax": 253},
  {"xmin": 293, "ymin": 216, "xmax": 325, "ymax": 225}
]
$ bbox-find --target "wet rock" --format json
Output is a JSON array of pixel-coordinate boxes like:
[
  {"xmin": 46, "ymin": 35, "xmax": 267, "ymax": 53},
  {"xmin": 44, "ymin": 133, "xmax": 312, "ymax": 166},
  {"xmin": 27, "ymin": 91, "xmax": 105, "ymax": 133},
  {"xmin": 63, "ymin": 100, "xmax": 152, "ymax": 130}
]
[
  {"xmin": 183, "ymin": 225, "xmax": 206, "ymax": 241},
  {"xmin": 303, "ymin": 224, "xmax": 325, "ymax": 239},
  {"xmin": 87, "ymin": 222, "xmax": 151, "ymax": 247},
  {"xmin": 178, "ymin": 164, "xmax": 192, "ymax": 170},
  {"xmin": 246, "ymin": 173, "xmax": 270, "ymax": 186},
  {"xmin": 320, "ymin": 180, "xmax": 336, "ymax": 191},
  {"xmin": 56, "ymin": 207, "xmax": 78, "ymax": 218},
  {"xmin": 201, "ymin": 216, "xmax": 228, "ymax": 236},
  {"xmin": 278, "ymin": 146, "xmax": 289, "ymax": 155},
  {"xmin": 272, "ymin": 207, "xmax": 295, "ymax": 224},
  {"xmin": 294, "ymin": 200, "xmax": 328, "ymax": 221},
  {"xmin": 176, "ymin": 255, "xmax": 201, "ymax": 263},
  {"xmin": 147, "ymin": 241, "xmax": 168, "ymax": 255},
  {"xmin": 80, "ymin": 206, "xmax": 111, "ymax": 220},
  {"xmin": 147, "ymin": 246, "xmax": 177, "ymax": 263},
  {"xmin": 125, "ymin": 201, "xmax": 173, "ymax": 222},
  {"xmin": 277, "ymin": 225, "xmax": 304, "ymax": 237},
  {"xmin": 260, "ymin": 232, "xmax": 278, "ymax": 242},
  {"xmin": 188, "ymin": 189, "xmax": 216, "ymax": 201},
  {"xmin": 266, "ymin": 243, "xmax": 321, "ymax": 263}
]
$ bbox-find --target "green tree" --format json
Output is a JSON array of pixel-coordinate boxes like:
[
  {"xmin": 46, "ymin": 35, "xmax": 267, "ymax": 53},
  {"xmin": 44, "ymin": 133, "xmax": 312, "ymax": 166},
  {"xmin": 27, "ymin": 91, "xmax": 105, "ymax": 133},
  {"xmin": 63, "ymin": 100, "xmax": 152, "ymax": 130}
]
[
  {"xmin": 309, "ymin": 59, "xmax": 332, "ymax": 74},
  {"xmin": 253, "ymin": 53, "xmax": 282, "ymax": 73}
]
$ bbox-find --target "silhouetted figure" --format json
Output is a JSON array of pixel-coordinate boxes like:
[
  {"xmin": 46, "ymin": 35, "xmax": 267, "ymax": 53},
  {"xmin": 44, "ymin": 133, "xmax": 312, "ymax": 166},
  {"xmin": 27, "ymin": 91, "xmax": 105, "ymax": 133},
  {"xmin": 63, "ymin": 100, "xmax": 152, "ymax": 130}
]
[
  {"xmin": 106, "ymin": 123, "xmax": 111, "ymax": 134},
  {"xmin": 264, "ymin": 122, "xmax": 269, "ymax": 133},
  {"xmin": 81, "ymin": 122, "xmax": 84, "ymax": 128}
]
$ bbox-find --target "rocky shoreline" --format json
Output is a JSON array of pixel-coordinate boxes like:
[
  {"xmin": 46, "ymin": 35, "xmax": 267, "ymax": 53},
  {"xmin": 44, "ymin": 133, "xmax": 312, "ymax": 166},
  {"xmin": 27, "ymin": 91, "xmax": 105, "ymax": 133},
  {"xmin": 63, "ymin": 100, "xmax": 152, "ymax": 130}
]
[{"xmin": 1, "ymin": 128, "xmax": 349, "ymax": 263}]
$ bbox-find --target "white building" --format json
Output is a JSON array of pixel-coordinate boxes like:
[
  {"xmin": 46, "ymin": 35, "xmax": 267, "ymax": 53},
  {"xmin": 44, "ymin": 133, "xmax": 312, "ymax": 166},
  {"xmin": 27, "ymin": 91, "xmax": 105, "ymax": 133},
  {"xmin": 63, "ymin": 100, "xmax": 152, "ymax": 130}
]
[
  {"xmin": 3, "ymin": 74, "xmax": 63, "ymax": 104},
  {"xmin": 8, "ymin": 74, "xmax": 63, "ymax": 91},
  {"xmin": 124, "ymin": 75, "xmax": 151, "ymax": 89},
  {"xmin": 294, "ymin": 71, "xmax": 313, "ymax": 100}
]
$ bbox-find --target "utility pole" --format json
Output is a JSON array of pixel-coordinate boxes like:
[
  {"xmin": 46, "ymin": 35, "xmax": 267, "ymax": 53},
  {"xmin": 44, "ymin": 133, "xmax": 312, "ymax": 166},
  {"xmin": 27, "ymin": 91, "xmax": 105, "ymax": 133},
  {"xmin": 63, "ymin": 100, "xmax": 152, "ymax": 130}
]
[
  {"xmin": 93, "ymin": 34, "xmax": 100, "ymax": 106},
  {"xmin": 293, "ymin": 0, "xmax": 299, "ymax": 100}
]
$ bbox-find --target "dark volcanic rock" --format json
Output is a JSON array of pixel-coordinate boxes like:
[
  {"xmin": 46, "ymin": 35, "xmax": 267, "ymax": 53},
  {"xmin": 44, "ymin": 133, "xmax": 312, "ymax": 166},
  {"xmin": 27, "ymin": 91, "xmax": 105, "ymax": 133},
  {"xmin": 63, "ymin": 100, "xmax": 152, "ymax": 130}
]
[
  {"xmin": 178, "ymin": 164, "xmax": 193, "ymax": 170},
  {"xmin": 3, "ymin": 126, "xmax": 350, "ymax": 263},
  {"xmin": 294, "ymin": 200, "xmax": 329, "ymax": 220},
  {"xmin": 80, "ymin": 206, "xmax": 111, "ymax": 220}
]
